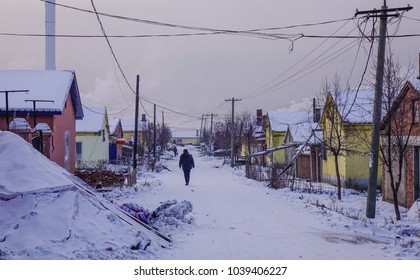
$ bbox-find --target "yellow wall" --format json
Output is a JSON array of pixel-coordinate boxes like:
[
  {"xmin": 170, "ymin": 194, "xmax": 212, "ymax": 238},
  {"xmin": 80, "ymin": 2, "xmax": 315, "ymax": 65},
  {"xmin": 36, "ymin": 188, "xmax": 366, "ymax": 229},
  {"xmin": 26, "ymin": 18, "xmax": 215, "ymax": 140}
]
[
  {"xmin": 265, "ymin": 120, "xmax": 287, "ymax": 164},
  {"xmin": 173, "ymin": 137, "xmax": 199, "ymax": 145},
  {"xmin": 320, "ymin": 111, "xmax": 381, "ymax": 188}
]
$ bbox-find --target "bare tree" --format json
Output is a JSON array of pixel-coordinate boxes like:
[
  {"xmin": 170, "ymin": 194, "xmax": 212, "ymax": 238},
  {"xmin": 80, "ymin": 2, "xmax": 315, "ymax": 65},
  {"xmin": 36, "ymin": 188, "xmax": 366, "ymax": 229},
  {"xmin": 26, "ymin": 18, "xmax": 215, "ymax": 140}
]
[
  {"xmin": 320, "ymin": 75, "xmax": 371, "ymax": 200},
  {"xmin": 238, "ymin": 111, "xmax": 258, "ymax": 157},
  {"xmin": 213, "ymin": 117, "xmax": 231, "ymax": 151},
  {"xmin": 213, "ymin": 113, "xmax": 243, "ymax": 157},
  {"xmin": 377, "ymin": 51, "xmax": 415, "ymax": 220},
  {"xmin": 156, "ymin": 123, "xmax": 172, "ymax": 152}
]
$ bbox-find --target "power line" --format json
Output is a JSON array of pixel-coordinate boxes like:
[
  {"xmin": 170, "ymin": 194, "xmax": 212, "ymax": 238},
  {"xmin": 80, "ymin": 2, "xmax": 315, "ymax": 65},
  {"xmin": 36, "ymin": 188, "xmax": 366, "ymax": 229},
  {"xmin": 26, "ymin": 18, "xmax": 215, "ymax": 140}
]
[
  {"xmin": 89, "ymin": 0, "xmax": 135, "ymax": 95},
  {"xmin": 243, "ymin": 25, "xmax": 360, "ymax": 99},
  {"xmin": 3, "ymin": 31, "xmax": 420, "ymax": 39},
  {"xmin": 39, "ymin": 1, "xmax": 357, "ymax": 41},
  {"xmin": 241, "ymin": 19, "xmax": 353, "ymax": 100}
]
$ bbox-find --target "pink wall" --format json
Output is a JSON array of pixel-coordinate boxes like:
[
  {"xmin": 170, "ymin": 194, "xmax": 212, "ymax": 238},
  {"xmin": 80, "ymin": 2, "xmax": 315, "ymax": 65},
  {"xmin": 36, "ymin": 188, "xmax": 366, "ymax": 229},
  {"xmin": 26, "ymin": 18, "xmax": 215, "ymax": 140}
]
[
  {"xmin": 0, "ymin": 93, "xmax": 77, "ymax": 174},
  {"xmin": 51, "ymin": 94, "xmax": 76, "ymax": 173}
]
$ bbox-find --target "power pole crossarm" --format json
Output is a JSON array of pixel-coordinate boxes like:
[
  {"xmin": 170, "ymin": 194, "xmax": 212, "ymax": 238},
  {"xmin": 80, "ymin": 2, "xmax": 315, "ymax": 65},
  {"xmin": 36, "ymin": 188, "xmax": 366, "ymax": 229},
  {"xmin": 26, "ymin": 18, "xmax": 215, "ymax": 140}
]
[
  {"xmin": 24, "ymin": 99, "xmax": 54, "ymax": 128},
  {"xmin": 0, "ymin": 90, "xmax": 29, "ymax": 130}
]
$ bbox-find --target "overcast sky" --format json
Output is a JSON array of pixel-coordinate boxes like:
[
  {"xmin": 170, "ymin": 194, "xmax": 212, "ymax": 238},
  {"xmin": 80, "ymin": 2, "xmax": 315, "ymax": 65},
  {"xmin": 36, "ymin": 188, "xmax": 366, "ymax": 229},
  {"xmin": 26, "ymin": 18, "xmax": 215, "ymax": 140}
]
[{"xmin": 1, "ymin": 0, "xmax": 419, "ymax": 130}]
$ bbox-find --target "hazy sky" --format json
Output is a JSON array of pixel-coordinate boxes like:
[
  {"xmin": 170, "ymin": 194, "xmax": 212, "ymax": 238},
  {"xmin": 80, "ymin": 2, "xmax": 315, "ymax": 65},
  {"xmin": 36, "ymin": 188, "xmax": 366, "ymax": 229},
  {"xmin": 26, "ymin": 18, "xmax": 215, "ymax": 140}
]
[{"xmin": 1, "ymin": 0, "xmax": 419, "ymax": 130}]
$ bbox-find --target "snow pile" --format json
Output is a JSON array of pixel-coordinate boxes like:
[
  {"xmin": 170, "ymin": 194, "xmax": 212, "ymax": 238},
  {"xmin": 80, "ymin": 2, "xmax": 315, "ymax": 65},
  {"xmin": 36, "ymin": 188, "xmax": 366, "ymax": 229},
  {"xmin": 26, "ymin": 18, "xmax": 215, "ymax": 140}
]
[
  {"xmin": 0, "ymin": 131, "xmax": 169, "ymax": 260},
  {"xmin": 0, "ymin": 131, "xmax": 73, "ymax": 199},
  {"xmin": 406, "ymin": 200, "xmax": 420, "ymax": 221},
  {"xmin": 152, "ymin": 200, "xmax": 194, "ymax": 226}
]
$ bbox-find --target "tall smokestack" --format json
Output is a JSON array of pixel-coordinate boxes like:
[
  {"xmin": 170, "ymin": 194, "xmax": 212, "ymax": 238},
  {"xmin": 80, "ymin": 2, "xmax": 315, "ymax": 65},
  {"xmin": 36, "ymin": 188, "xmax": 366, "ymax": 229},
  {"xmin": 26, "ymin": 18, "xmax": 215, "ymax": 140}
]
[{"xmin": 45, "ymin": 0, "xmax": 56, "ymax": 70}]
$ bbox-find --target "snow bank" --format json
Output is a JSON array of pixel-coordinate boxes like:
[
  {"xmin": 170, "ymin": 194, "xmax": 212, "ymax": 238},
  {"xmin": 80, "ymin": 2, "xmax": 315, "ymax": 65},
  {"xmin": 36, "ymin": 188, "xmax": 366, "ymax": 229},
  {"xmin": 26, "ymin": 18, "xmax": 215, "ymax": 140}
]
[
  {"xmin": 0, "ymin": 131, "xmax": 73, "ymax": 199},
  {"xmin": 0, "ymin": 131, "xmax": 170, "ymax": 259}
]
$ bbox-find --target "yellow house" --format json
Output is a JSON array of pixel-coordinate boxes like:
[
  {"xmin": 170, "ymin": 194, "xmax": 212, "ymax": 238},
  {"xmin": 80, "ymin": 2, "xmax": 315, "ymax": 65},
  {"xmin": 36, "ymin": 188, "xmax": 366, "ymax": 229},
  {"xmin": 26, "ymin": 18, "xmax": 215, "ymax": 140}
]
[
  {"xmin": 75, "ymin": 107, "xmax": 110, "ymax": 167},
  {"xmin": 265, "ymin": 110, "xmax": 312, "ymax": 165},
  {"xmin": 320, "ymin": 90, "xmax": 381, "ymax": 189}
]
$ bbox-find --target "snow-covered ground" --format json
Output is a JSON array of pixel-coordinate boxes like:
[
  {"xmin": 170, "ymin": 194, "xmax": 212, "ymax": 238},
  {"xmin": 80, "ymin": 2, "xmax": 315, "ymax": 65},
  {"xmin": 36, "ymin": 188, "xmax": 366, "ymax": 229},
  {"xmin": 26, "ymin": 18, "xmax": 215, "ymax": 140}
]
[{"xmin": 1, "ymin": 130, "xmax": 420, "ymax": 261}]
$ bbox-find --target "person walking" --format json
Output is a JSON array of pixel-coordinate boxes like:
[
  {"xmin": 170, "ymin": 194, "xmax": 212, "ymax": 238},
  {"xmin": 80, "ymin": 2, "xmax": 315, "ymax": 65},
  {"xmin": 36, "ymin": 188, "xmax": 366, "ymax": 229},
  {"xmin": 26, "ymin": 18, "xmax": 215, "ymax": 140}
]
[{"xmin": 179, "ymin": 149, "xmax": 195, "ymax": 185}]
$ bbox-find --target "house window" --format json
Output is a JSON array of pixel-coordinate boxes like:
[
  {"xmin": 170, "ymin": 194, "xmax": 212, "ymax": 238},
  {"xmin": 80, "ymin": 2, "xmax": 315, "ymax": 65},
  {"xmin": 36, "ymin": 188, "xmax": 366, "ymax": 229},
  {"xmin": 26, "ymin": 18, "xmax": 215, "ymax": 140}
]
[
  {"xmin": 76, "ymin": 142, "xmax": 82, "ymax": 161},
  {"xmin": 413, "ymin": 99, "xmax": 419, "ymax": 124}
]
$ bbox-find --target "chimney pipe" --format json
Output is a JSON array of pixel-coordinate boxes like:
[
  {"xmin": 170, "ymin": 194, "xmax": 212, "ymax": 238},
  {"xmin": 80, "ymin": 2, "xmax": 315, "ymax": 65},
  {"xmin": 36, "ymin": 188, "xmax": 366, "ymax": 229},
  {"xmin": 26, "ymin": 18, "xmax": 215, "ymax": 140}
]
[{"xmin": 45, "ymin": 0, "xmax": 56, "ymax": 70}]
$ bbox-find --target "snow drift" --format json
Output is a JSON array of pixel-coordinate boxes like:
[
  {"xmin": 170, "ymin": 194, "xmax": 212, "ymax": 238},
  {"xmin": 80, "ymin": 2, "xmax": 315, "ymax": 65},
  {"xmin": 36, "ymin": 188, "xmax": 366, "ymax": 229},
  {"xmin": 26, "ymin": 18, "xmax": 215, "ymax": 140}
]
[{"xmin": 0, "ymin": 131, "xmax": 170, "ymax": 259}]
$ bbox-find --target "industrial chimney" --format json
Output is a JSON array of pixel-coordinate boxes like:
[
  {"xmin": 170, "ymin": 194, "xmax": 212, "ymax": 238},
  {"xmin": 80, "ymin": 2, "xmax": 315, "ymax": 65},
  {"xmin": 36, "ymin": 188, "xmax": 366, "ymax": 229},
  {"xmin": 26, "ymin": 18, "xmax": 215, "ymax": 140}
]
[{"xmin": 45, "ymin": 0, "xmax": 56, "ymax": 70}]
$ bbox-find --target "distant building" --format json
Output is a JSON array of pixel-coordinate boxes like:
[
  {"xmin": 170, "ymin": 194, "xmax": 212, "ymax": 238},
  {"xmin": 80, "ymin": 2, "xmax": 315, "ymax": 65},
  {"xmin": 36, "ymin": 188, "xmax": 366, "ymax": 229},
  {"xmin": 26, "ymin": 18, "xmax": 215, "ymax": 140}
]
[
  {"xmin": 75, "ymin": 107, "xmax": 110, "ymax": 168},
  {"xmin": 172, "ymin": 130, "xmax": 200, "ymax": 145}
]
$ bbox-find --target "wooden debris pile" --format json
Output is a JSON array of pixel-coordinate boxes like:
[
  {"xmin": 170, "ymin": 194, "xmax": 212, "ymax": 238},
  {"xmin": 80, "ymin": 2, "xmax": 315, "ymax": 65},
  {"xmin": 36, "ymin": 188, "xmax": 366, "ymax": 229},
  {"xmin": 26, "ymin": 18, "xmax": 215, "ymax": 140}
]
[{"xmin": 75, "ymin": 169, "xmax": 125, "ymax": 188}]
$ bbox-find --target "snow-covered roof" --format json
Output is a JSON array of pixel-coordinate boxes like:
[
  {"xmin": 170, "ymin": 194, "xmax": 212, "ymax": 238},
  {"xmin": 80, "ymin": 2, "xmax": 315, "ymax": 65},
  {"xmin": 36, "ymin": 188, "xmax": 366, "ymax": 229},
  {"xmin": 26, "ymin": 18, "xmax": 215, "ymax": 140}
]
[
  {"xmin": 172, "ymin": 130, "xmax": 199, "ymax": 138},
  {"xmin": 333, "ymin": 89, "xmax": 373, "ymax": 124},
  {"xmin": 108, "ymin": 117, "xmax": 121, "ymax": 135},
  {"xmin": 267, "ymin": 110, "xmax": 312, "ymax": 132},
  {"xmin": 76, "ymin": 107, "xmax": 107, "ymax": 133},
  {"xmin": 0, "ymin": 70, "xmax": 83, "ymax": 119},
  {"xmin": 287, "ymin": 122, "xmax": 320, "ymax": 144}
]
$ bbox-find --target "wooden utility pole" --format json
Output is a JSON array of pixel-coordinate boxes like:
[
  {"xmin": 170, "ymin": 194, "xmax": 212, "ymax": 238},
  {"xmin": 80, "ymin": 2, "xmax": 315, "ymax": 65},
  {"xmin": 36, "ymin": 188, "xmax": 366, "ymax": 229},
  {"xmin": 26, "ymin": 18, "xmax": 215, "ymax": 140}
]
[
  {"xmin": 225, "ymin": 97, "xmax": 242, "ymax": 167},
  {"xmin": 161, "ymin": 111, "xmax": 165, "ymax": 150},
  {"xmin": 355, "ymin": 1, "xmax": 412, "ymax": 218},
  {"xmin": 210, "ymin": 113, "xmax": 216, "ymax": 148},
  {"xmin": 153, "ymin": 104, "xmax": 156, "ymax": 157},
  {"xmin": 132, "ymin": 75, "xmax": 140, "ymax": 185},
  {"xmin": 199, "ymin": 114, "xmax": 204, "ymax": 143}
]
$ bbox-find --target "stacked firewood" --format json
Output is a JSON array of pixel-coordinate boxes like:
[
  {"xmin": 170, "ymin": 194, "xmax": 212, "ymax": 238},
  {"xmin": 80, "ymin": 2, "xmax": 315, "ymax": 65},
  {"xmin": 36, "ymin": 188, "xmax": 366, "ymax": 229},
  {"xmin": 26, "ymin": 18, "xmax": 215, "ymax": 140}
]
[{"xmin": 75, "ymin": 170, "xmax": 125, "ymax": 188}]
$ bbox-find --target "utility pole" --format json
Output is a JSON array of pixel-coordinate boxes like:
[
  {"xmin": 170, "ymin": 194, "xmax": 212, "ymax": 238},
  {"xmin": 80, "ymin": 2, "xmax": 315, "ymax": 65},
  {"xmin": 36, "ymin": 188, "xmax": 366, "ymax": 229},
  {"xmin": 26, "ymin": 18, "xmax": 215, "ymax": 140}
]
[
  {"xmin": 199, "ymin": 114, "xmax": 204, "ymax": 143},
  {"xmin": 0, "ymin": 90, "xmax": 29, "ymax": 130},
  {"xmin": 203, "ymin": 113, "xmax": 217, "ymax": 148},
  {"xmin": 417, "ymin": 53, "xmax": 420, "ymax": 80},
  {"xmin": 161, "ymin": 111, "xmax": 165, "ymax": 150},
  {"xmin": 132, "ymin": 75, "xmax": 140, "ymax": 185},
  {"xmin": 153, "ymin": 104, "xmax": 156, "ymax": 157},
  {"xmin": 210, "ymin": 113, "xmax": 215, "ymax": 148},
  {"xmin": 355, "ymin": 1, "xmax": 412, "ymax": 218},
  {"xmin": 225, "ymin": 97, "xmax": 242, "ymax": 167}
]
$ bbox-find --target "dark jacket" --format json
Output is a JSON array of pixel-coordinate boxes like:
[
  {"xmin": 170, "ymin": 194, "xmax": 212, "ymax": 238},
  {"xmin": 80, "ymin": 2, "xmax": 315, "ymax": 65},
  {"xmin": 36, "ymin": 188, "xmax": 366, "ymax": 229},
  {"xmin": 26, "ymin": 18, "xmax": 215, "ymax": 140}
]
[{"xmin": 179, "ymin": 152, "xmax": 195, "ymax": 170}]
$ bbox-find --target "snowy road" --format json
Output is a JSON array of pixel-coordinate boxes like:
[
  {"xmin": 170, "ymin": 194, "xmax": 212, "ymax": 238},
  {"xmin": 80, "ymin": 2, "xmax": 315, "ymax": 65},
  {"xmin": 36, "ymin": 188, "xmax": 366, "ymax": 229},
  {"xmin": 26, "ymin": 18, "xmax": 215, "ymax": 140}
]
[{"xmin": 138, "ymin": 148, "xmax": 390, "ymax": 260}]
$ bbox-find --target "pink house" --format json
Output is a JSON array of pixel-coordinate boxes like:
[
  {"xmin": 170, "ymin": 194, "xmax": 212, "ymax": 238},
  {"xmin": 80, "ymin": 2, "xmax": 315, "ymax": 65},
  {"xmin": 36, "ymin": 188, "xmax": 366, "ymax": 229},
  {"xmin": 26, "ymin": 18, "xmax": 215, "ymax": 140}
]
[{"xmin": 0, "ymin": 70, "xmax": 83, "ymax": 173}]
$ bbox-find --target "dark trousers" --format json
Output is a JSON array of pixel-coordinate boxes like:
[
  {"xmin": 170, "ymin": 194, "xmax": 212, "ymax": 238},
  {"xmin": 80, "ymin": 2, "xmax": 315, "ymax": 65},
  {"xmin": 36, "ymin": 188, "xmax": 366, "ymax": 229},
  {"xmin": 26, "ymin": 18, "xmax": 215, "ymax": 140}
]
[{"xmin": 183, "ymin": 168, "xmax": 191, "ymax": 185}]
